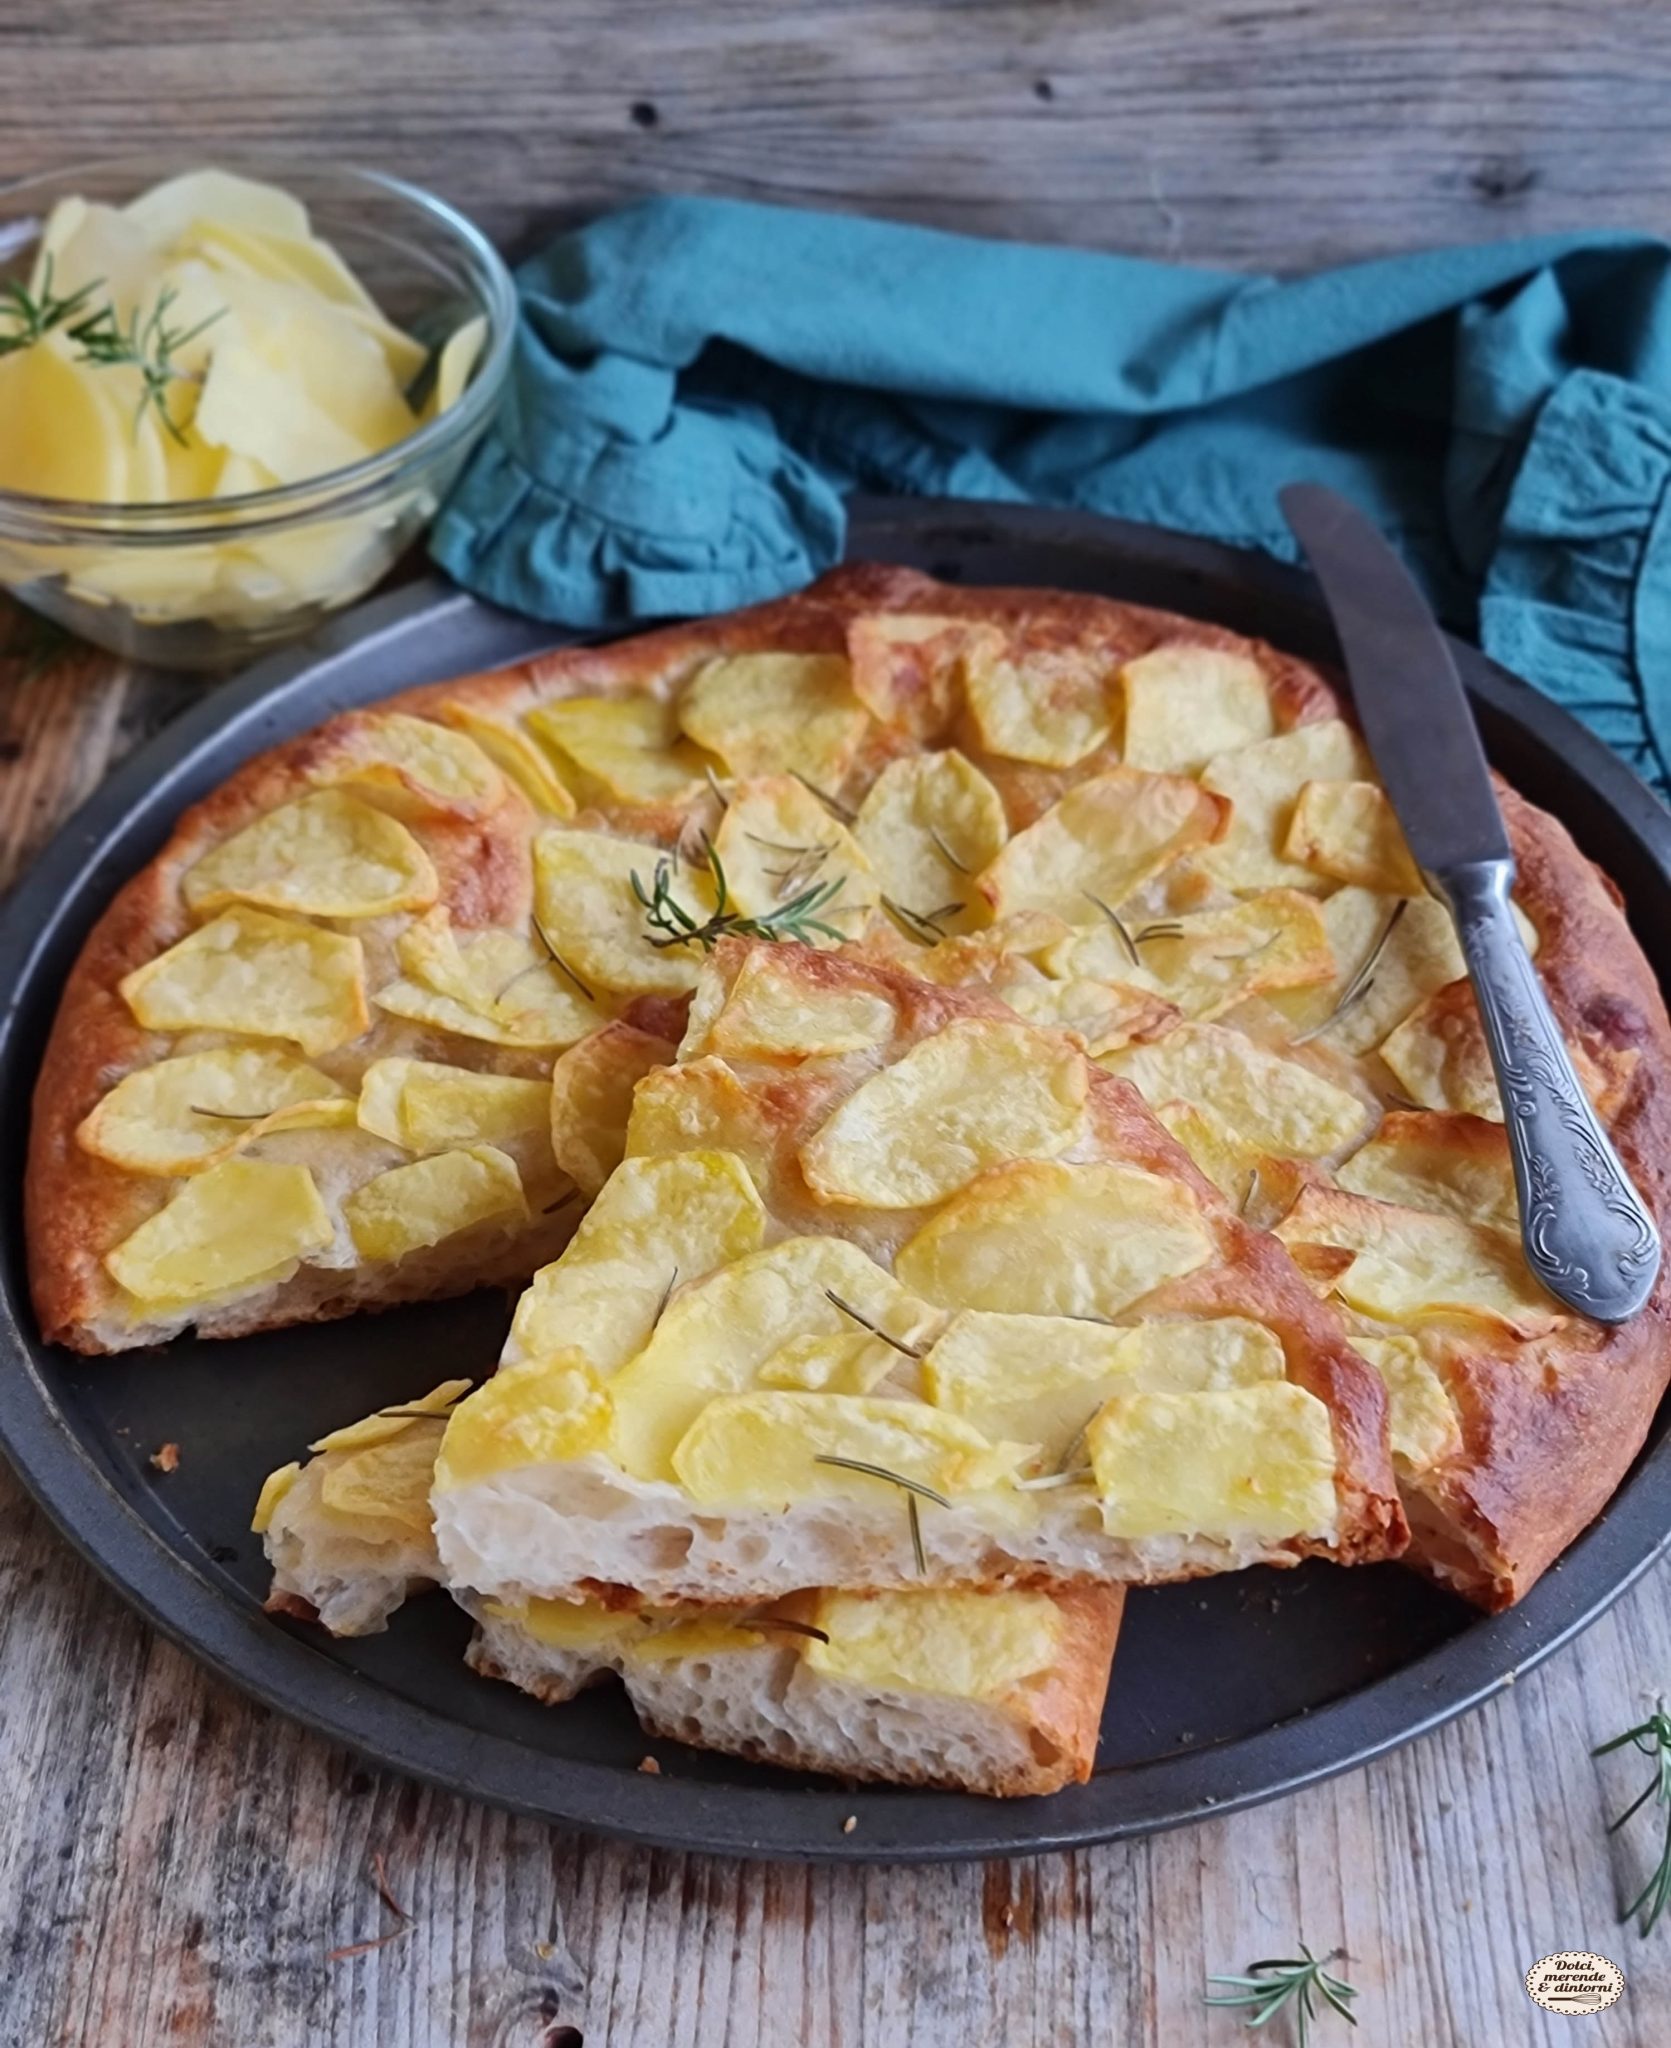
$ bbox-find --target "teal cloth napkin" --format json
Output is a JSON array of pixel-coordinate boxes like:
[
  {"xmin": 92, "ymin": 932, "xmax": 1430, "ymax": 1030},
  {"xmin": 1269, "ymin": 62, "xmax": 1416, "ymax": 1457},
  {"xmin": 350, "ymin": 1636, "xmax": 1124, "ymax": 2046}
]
[{"xmin": 431, "ymin": 196, "xmax": 1671, "ymax": 797}]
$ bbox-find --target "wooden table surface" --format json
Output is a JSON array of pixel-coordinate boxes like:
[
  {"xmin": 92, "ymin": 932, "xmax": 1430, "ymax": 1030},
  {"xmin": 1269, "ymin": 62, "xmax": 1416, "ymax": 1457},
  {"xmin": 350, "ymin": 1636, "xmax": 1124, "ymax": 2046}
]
[{"xmin": 7, "ymin": 5, "xmax": 1671, "ymax": 2041}]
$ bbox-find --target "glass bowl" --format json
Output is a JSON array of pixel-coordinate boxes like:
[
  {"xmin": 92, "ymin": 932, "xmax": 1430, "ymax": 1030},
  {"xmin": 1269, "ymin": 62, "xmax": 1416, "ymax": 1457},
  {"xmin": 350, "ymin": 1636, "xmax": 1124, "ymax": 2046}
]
[{"xmin": 0, "ymin": 155, "xmax": 516, "ymax": 671}]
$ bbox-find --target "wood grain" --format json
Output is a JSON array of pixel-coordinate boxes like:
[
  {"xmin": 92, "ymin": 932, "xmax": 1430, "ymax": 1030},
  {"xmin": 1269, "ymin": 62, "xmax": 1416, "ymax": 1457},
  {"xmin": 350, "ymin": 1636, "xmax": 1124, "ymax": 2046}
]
[
  {"xmin": 5, "ymin": 9, "xmax": 1671, "ymax": 2037},
  {"xmin": 4, "ymin": 1, "xmax": 1671, "ymax": 270}
]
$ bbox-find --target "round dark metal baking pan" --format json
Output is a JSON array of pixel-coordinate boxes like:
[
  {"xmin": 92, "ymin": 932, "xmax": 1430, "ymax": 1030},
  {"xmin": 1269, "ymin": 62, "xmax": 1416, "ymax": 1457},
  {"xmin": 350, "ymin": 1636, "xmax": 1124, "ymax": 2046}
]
[{"xmin": 1, "ymin": 498, "xmax": 1668, "ymax": 1864}]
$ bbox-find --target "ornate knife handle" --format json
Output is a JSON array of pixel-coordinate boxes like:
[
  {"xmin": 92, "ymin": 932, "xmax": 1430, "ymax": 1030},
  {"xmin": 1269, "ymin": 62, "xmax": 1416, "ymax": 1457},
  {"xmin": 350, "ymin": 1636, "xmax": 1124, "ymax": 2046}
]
[{"xmin": 1435, "ymin": 860, "xmax": 1661, "ymax": 1323}]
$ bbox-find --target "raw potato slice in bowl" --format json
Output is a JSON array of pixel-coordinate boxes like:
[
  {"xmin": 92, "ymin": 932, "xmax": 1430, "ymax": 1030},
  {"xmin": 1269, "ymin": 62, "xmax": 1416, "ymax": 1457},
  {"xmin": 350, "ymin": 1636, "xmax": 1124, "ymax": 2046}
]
[{"xmin": 430, "ymin": 942, "xmax": 1404, "ymax": 1608}]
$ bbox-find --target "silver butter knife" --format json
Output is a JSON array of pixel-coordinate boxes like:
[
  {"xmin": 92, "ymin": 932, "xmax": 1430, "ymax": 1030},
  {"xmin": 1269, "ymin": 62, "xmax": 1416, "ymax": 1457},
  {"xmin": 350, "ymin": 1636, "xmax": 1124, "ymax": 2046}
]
[{"xmin": 1280, "ymin": 482, "xmax": 1661, "ymax": 1324}]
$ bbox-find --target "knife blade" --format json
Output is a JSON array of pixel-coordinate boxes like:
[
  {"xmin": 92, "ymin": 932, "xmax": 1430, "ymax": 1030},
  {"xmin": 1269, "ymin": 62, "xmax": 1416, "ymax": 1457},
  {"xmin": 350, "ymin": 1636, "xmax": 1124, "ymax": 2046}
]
[{"xmin": 1280, "ymin": 482, "xmax": 1661, "ymax": 1324}]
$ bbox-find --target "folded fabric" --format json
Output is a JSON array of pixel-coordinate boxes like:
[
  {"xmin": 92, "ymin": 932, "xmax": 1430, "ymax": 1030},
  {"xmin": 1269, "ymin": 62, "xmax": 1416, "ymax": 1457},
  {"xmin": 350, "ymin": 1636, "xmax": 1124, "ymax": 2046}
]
[{"xmin": 430, "ymin": 197, "xmax": 1671, "ymax": 796}]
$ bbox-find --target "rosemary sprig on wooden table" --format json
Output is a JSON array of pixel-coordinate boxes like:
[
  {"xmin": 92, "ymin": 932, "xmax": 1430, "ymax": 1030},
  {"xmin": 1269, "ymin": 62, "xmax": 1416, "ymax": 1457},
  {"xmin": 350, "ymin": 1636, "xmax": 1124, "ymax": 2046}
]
[
  {"xmin": 631, "ymin": 834, "xmax": 848, "ymax": 951},
  {"xmin": 1595, "ymin": 1699, "xmax": 1671, "ymax": 1933},
  {"xmin": 1204, "ymin": 1946, "xmax": 1358, "ymax": 2042}
]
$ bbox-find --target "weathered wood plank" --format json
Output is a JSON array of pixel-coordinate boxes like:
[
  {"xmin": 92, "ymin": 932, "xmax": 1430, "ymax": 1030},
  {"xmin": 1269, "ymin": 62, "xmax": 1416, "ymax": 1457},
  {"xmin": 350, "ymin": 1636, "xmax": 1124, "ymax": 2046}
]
[{"xmin": 3, "ymin": 2, "xmax": 1671, "ymax": 270}]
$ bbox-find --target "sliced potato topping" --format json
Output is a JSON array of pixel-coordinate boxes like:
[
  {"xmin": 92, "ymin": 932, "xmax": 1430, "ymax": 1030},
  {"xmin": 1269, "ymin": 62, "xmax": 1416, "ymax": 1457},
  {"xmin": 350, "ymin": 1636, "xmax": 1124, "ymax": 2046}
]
[
  {"xmin": 77, "ymin": 1046, "xmax": 350, "ymax": 1176},
  {"xmin": 977, "ymin": 768, "xmax": 1228, "ymax": 924},
  {"xmin": 343, "ymin": 1145, "xmax": 527, "ymax": 1261},
  {"xmin": 1154, "ymin": 1098, "xmax": 1268, "ymax": 1202},
  {"xmin": 119, "ymin": 907, "xmax": 367, "ymax": 1056},
  {"xmin": 670, "ymin": 1392, "xmax": 1032, "ymax": 1508},
  {"xmin": 847, "ymin": 614, "xmax": 1000, "ymax": 741},
  {"xmin": 1335, "ymin": 1111, "xmax": 1518, "ymax": 1235},
  {"xmin": 756, "ymin": 1330, "xmax": 902, "ymax": 1396},
  {"xmin": 436, "ymin": 1354, "xmax": 613, "ymax": 1491},
  {"xmin": 251, "ymin": 1461, "xmax": 302, "ymax": 1534},
  {"xmin": 710, "ymin": 776, "xmax": 876, "ymax": 940},
  {"xmin": 1090, "ymin": 1382, "xmax": 1338, "ymax": 1541},
  {"xmin": 548, "ymin": 1021, "xmax": 676, "ymax": 1196},
  {"xmin": 964, "ymin": 639, "xmax": 1115, "ymax": 768},
  {"xmin": 678, "ymin": 652, "xmax": 869, "ymax": 791},
  {"xmin": 608, "ymin": 1236, "xmax": 942, "ymax": 1482},
  {"xmin": 532, "ymin": 827, "xmax": 710, "ymax": 998},
  {"xmin": 622, "ymin": 1058, "xmax": 788, "ymax": 1199},
  {"xmin": 806, "ymin": 1587, "xmax": 1063, "ymax": 1701},
  {"xmin": 1200, "ymin": 718, "xmax": 1369, "ymax": 893},
  {"xmin": 1271, "ymin": 888, "xmax": 1464, "ymax": 1056},
  {"xmin": 1377, "ymin": 981, "xmax": 1506, "ymax": 1118},
  {"xmin": 996, "ymin": 974, "xmax": 1178, "ymax": 1057},
  {"xmin": 692, "ymin": 945, "xmax": 896, "ymax": 1062},
  {"xmin": 307, "ymin": 1378, "xmax": 473, "ymax": 1454},
  {"xmin": 182, "ymin": 789, "xmax": 438, "ymax": 920},
  {"xmin": 318, "ymin": 1426, "xmax": 448, "ymax": 1538},
  {"xmin": 507, "ymin": 1150, "xmax": 767, "ymax": 1376},
  {"xmin": 853, "ymin": 751, "xmax": 1007, "ymax": 939},
  {"xmin": 309, "ymin": 711, "xmax": 505, "ymax": 819},
  {"xmin": 895, "ymin": 1160, "xmax": 1214, "ymax": 1319},
  {"xmin": 374, "ymin": 910, "xmax": 608, "ymax": 1050},
  {"xmin": 105, "ymin": 1156, "xmax": 332, "ymax": 1308},
  {"xmin": 1275, "ymin": 1183, "xmax": 1559, "ymax": 1336},
  {"xmin": 1350, "ymin": 1334, "xmax": 1461, "ymax": 1471},
  {"xmin": 1284, "ymin": 779, "xmax": 1424, "ymax": 897},
  {"xmin": 355, "ymin": 1057, "xmax": 551, "ymax": 1155},
  {"xmin": 1048, "ymin": 889, "xmax": 1334, "ymax": 1021},
  {"xmin": 525, "ymin": 695, "xmax": 710, "ymax": 806},
  {"xmin": 437, "ymin": 701, "xmax": 577, "ymax": 817},
  {"xmin": 800, "ymin": 1018, "xmax": 1088, "ymax": 1208},
  {"xmin": 1119, "ymin": 644, "xmax": 1274, "ymax": 775},
  {"xmin": 1105, "ymin": 1021, "xmax": 1372, "ymax": 1159},
  {"xmin": 925, "ymin": 1310, "xmax": 1284, "ymax": 1464}
]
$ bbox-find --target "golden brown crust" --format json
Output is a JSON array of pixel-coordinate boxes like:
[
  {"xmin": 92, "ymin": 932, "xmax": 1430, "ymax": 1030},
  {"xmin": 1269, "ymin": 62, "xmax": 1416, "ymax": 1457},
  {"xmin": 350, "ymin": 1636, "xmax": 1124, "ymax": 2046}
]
[{"xmin": 1402, "ymin": 786, "xmax": 1671, "ymax": 1608}]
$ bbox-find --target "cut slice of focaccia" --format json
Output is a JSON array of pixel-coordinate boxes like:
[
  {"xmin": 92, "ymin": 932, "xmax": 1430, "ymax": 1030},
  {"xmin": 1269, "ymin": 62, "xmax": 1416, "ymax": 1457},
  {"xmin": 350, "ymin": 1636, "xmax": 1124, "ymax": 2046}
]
[
  {"xmin": 256, "ymin": 1384, "xmax": 1121, "ymax": 1798},
  {"xmin": 428, "ymin": 942, "xmax": 1404, "ymax": 1607}
]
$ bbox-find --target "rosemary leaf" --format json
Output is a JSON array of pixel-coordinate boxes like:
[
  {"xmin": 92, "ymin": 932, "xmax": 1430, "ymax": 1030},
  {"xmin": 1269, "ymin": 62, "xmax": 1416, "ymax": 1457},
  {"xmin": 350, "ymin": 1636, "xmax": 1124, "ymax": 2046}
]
[
  {"xmin": 927, "ymin": 825, "xmax": 971, "ymax": 875},
  {"xmin": 1291, "ymin": 900, "xmax": 1407, "ymax": 1046},
  {"xmin": 1083, "ymin": 891, "xmax": 1140, "ymax": 969},
  {"xmin": 790, "ymin": 769, "xmax": 857, "ymax": 823},
  {"xmin": 810, "ymin": 1454, "xmax": 951, "ymax": 1509},
  {"xmin": 824, "ymin": 1288, "xmax": 927, "ymax": 1359}
]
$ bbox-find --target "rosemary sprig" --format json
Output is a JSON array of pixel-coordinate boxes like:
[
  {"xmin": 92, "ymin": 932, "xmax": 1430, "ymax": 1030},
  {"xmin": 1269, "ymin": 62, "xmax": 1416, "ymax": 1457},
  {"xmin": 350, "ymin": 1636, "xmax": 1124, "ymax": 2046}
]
[
  {"xmin": 928, "ymin": 825, "xmax": 971, "ymax": 875},
  {"xmin": 790, "ymin": 769, "xmax": 857, "ymax": 823},
  {"xmin": 68, "ymin": 284, "xmax": 224, "ymax": 447},
  {"xmin": 824, "ymin": 1288, "xmax": 927, "ymax": 1360},
  {"xmin": 188, "ymin": 1104, "xmax": 270, "ymax": 1120},
  {"xmin": 1013, "ymin": 1466, "xmax": 1095, "ymax": 1491},
  {"xmin": 0, "ymin": 258, "xmax": 104, "ymax": 356},
  {"xmin": 1204, "ymin": 1946, "xmax": 1358, "ymax": 2043},
  {"xmin": 651, "ymin": 1266, "xmax": 680, "ymax": 1330},
  {"xmin": 746, "ymin": 1617, "xmax": 832, "ymax": 1646},
  {"xmin": 881, "ymin": 895, "xmax": 962, "ymax": 946},
  {"xmin": 530, "ymin": 915, "xmax": 597, "ymax": 1001},
  {"xmin": 1292, "ymin": 900, "xmax": 1407, "ymax": 1046},
  {"xmin": 1595, "ymin": 1699, "xmax": 1671, "ymax": 1933},
  {"xmin": 1241, "ymin": 1167, "xmax": 1261, "ymax": 1217},
  {"xmin": 542, "ymin": 1189, "xmax": 582, "ymax": 1216},
  {"xmin": 1084, "ymin": 891, "xmax": 1140, "ymax": 969},
  {"xmin": 811, "ymin": 1453, "xmax": 948, "ymax": 1575},
  {"xmin": 1133, "ymin": 920, "xmax": 1185, "ymax": 943},
  {"xmin": 631, "ymin": 834, "xmax": 848, "ymax": 951}
]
